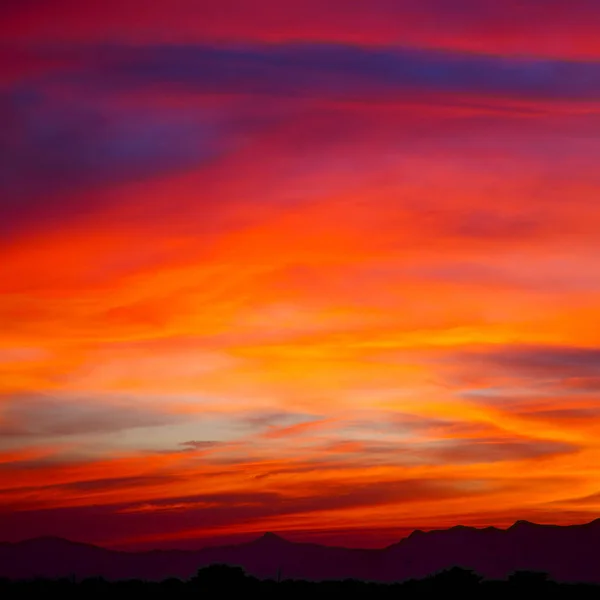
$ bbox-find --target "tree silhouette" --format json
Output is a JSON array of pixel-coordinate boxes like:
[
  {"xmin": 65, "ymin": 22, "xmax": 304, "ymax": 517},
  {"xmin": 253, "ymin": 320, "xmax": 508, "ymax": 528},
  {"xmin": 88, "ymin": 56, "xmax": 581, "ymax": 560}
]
[
  {"xmin": 190, "ymin": 564, "xmax": 248, "ymax": 589},
  {"xmin": 429, "ymin": 566, "xmax": 483, "ymax": 588},
  {"xmin": 508, "ymin": 570, "xmax": 551, "ymax": 586},
  {"xmin": 3, "ymin": 569, "xmax": 600, "ymax": 599}
]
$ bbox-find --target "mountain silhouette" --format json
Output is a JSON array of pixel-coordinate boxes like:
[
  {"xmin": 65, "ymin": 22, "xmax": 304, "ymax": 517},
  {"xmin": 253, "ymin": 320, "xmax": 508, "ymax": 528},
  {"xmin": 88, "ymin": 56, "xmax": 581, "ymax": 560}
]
[{"xmin": 2, "ymin": 519, "xmax": 600, "ymax": 583}]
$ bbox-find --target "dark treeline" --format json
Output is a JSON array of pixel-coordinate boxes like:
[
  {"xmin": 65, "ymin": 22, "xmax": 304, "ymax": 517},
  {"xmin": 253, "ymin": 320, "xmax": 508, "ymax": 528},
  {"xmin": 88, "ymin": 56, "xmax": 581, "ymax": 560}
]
[{"xmin": 2, "ymin": 565, "xmax": 600, "ymax": 599}]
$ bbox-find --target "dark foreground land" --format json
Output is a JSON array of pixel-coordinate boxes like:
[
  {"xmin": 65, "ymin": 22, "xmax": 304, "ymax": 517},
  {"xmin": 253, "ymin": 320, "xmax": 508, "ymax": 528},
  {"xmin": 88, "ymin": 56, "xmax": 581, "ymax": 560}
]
[
  {"xmin": 3, "ymin": 565, "xmax": 600, "ymax": 599},
  {"xmin": 6, "ymin": 522, "xmax": 600, "ymax": 583}
]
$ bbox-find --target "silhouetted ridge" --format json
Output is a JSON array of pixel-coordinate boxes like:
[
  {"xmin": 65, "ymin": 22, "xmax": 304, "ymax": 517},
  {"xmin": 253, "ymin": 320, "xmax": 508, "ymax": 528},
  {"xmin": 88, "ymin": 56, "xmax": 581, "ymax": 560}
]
[
  {"xmin": 260, "ymin": 531, "xmax": 285, "ymax": 541},
  {"xmin": 249, "ymin": 532, "xmax": 289, "ymax": 546},
  {"xmin": 3, "ymin": 518, "xmax": 600, "ymax": 583}
]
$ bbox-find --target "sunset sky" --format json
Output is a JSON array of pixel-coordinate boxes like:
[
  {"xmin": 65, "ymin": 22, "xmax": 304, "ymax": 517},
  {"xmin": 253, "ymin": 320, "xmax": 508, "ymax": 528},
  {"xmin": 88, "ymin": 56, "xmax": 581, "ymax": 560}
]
[{"xmin": 2, "ymin": 0, "xmax": 600, "ymax": 550}]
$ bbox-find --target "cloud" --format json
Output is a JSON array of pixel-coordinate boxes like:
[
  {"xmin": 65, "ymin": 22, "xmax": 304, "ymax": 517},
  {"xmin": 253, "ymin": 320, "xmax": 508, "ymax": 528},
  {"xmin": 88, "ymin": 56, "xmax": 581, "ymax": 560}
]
[
  {"xmin": 421, "ymin": 437, "xmax": 578, "ymax": 465},
  {"xmin": 3, "ymin": 44, "xmax": 599, "ymax": 246},
  {"xmin": 236, "ymin": 410, "xmax": 322, "ymax": 433},
  {"xmin": 0, "ymin": 393, "xmax": 183, "ymax": 442},
  {"xmin": 261, "ymin": 418, "xmax": 333, "ymax": 440},
  {"xmin": 550, "ymin": 490, "xmax": 600, "ymax": 507},
  {"xmin": 481, "ymin": 345, "xmax": 600, "ymax": 376},
  {"xmin": 0, "ymin": 87, "xmax": 225, "ymax": 236},
  {"xmin": 525, "ymin": 407, "xmax": 600, "ymax": 421},
  {"xmin": 0, "ymin": 474, "xmax": 179, "ymax": 499},
  {"xmin": 3, "ymin": 40, "xmax": 596, "ymax": 240},
  {"xmin": 32, "ymin": 43, "xmax": 600, "ymax": 103},
  {"xmin": 458, "ymin": 345, "xmax": 600, "ymax": 391},
  {"xmin": 318, "ymin": 435, "xmax": 577, "ymax": 465},
  {"xmin": 2, "ymin": 1, "xmax": 599, "ymax": 59},
  {"xmin": 0, "ymin": 477, "xmax": 480, "ymax": 545},
  {"xmin": 180, "ymin": 440, "xmax": 221, "ymax": 449}
]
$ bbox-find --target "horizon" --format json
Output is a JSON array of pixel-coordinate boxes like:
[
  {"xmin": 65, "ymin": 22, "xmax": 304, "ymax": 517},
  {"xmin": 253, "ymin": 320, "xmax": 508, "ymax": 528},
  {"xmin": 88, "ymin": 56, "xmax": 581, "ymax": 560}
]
[
  {"xmin": 2, "ymin": 1, "xmax": 600, "ymax": 551},
  {"xmin": 6, "ymin": 516, "xmax": 600, "ymax": 552}
]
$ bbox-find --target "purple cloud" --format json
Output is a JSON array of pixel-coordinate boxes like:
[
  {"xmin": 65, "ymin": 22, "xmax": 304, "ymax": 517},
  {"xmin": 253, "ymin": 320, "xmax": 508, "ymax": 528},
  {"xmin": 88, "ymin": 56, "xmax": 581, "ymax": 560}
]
[
  {"xmin": 0, "ymin": 87, "xmax": 225, "ymax": 237},
  {"xmin": 40, "ymin": 42, "xmax": 600, "ymax": 102}
]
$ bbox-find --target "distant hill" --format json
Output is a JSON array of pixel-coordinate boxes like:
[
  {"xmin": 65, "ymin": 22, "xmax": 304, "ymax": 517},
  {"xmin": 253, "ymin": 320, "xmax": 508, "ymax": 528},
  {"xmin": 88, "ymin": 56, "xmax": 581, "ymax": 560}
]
[{"xmin": 2, "ymin": 520, "xmax": 600, "ymax": 583}]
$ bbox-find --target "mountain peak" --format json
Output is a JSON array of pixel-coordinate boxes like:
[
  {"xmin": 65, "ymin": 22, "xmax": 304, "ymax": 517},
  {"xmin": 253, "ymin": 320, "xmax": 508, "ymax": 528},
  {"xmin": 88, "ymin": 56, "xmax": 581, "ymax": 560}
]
[
  {"xmin": 509, "ymin": 519, "xmax": 537, "ymax": 529},
  {"xmin": 255, "ymin": 531, "xmax": 287, "ymax": 543},
  {"xmin": 408, "ymin": 529, "xmax": 425, "ymax": 538}
]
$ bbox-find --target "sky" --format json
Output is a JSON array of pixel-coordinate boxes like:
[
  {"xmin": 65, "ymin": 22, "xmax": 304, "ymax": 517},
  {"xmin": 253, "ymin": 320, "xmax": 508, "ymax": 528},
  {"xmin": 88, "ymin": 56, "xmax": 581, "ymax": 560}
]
[{"xmin": 1, "ymin": 0, "xmax": 600, "ymax": 551}]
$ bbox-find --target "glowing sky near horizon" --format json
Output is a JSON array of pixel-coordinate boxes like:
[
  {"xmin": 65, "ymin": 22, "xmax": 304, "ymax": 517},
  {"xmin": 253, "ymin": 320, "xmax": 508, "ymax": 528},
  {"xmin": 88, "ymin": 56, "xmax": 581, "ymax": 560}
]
[{"xmin": 2, "ymin": 0, "xmax": 600, "ymax": 550}]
